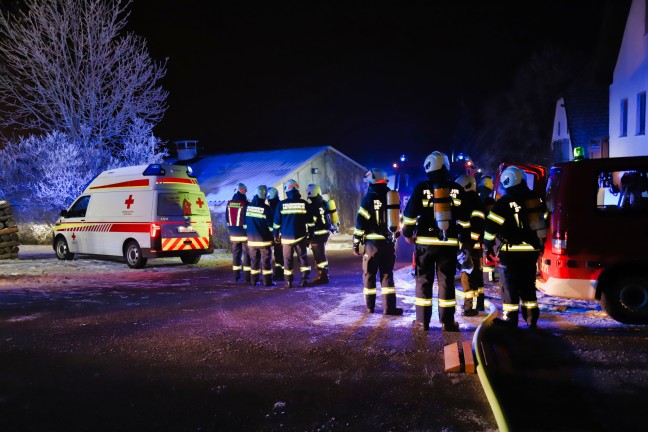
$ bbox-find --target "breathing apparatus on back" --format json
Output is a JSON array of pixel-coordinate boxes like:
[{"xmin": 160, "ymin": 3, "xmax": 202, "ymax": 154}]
[{"xmin": 424, "ymin": 151, "xmax": 452, "ymax": 241}]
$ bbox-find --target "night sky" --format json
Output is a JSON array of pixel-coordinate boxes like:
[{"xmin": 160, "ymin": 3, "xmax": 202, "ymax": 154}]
[{"xmin": 128, "ymin": 0, "xmax": 629, "ymax": 168}]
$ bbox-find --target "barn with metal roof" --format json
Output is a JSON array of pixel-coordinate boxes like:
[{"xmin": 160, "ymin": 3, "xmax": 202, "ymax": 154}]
[{"xmin": 173, "ymin": 146, "xmax": 367, "ymax": 233}]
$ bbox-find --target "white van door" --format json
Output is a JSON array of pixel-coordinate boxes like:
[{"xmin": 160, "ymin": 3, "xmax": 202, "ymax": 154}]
[{"xmin": 62, "ymin": 195, "xmax": 92, "ymax": 253}]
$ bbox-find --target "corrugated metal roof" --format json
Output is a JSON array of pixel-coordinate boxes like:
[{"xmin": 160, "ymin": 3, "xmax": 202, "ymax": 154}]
[{"xmin": 179, "ymin": 146, "xmax": 331, "ymax": 206}]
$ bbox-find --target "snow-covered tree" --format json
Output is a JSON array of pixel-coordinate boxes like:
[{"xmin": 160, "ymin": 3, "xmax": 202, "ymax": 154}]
[{"xmin": 0, "ymin": 0, "xmax": 168, "ymax": 147}]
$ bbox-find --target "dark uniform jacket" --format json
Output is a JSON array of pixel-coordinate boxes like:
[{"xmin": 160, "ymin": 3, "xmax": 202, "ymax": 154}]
[
  {"xmin": 273, "ymin": 189, "xmax": 311, "ymax": 245},
  {"xmin": 245, "ymin": 195, "xmax": 274, "ymax": 247},
  {"xmin": 225, "ymin": 191, "xmax": 248, "ymax": 241},
  {"xmin": 354, "ymin": 183, "xmax": 391, "ymax": 244},
  {"xmin": 483, "ymin": 183, "xmax": 547, "ymax": 253},
  {"xmin": 462, "ymin": 189, "xmax": 486, "ymax": 249},
  {"xmin": 402, "ymin": 171, "xmax": 470, "ymax": 247},
  {"xmin": 307, "ymin": 195, "xmax": 333, "ymax": 240}
]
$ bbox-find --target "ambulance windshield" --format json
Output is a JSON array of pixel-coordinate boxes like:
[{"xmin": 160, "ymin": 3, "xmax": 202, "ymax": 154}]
[{"xmin": 158, "ymin": 193, "xmax": 210, "ymax": 217}]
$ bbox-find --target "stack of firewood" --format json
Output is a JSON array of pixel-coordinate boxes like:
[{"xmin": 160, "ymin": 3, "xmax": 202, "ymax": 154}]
[{"xmin": 0, "ymin": 200, "xmax": 19, "ymax": 259}]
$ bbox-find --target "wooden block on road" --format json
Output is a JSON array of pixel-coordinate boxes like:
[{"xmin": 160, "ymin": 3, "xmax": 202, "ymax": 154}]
[
  {"xmin": 462, "ymin": 340, "xmax": 475, "ymax": 373},
  {"xmin": 444, "ymin": 342, "xmax": 461, "ymax": 373}
]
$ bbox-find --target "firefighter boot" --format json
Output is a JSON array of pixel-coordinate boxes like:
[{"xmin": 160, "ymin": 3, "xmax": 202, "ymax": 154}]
[
  {"xmin": 463, "ymin": 292, "xmax": 478, "ymax": 316},
  {"xmin": 494, "ymin": 311, "xmax": 518, "ymax": 328},
  {"xmin": 311, "ymin": 267, "xmax": 329, "ymax": 285},
  {"xmin": 412, "ymin": 305, "xmax": 432, "ymax": 331},
  {"xmin": 476, "ymin": 293, "xmax": 485, "ymax": 311},
  {"xmin": 383, "ymin": 293, "xmax": 403, "ymax": 316},
  {"xmin": 251, "ymin": 274, "xmax": 260, "ymax": 286},
  {"xmin": 522, "ymin": 307, "xmax": 540, "ymax": 329},
  {"xmin": 298, "ymin": 271, "xmax": 310, "ymax": 287},
  {"xmin": 244, "ymin": 270, "xmax": 251, "ymax": 284},
  {"xmin": 285, "ymin": 276, "xmax": 294, "ymax": 288},
  {"xmin": 234, "ymin": 270, "xmax": 242, "ymax": 283},
  {"xmin": 365, "ymin": 293, "xmax": 376, "ymax": 314},
  {"xmin": 273, "ymin": 266, "xmax": 284, "ymax": 282},
  {"xmin": 262, "ymin": 273, "xmax": 276, "ymax": 286}
]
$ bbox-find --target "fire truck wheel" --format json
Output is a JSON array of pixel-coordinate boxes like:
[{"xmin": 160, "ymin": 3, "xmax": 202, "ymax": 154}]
[
  {"xmin": 601, "ymin": 275, "xmax": 648, "ymax": 325},
  {"xmin": 54, "ymin": 237, "xmax": 74, "ymax": 261},
  {"xmin": 124, "ymin": 240, "xmax": 148, "ymax": 269},
  {"xmin": 180, "ymin": 253, "xmax": 201, "ymax": 265}
]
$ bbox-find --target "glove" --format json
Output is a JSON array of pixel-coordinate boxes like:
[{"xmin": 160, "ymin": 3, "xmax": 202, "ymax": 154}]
[
  {"xmin": 393, "ymin": 231, "xmax": 401, "ymax": 239},
  {"xmin": 353, "ymin": 243, "xmax": 361, "ymax": 256}
]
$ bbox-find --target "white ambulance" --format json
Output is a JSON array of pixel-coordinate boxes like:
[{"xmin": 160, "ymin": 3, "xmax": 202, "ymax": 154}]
[{"xmin": 53, "ymin": 163, "xmax": 214, "ymax": 268}]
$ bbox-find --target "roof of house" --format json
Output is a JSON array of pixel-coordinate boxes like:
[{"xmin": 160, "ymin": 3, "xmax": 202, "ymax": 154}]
[
  {"xmin": 174, "ymin": 146, "xmax": 365, "ymax": 206},
  {"xmin": 563, "ymin": 82, "xmax": 609, "ymax": 150}
]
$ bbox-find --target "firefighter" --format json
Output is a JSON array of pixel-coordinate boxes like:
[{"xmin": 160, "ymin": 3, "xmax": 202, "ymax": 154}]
[
  {"xmin": 273, "ymin": 179, "xmax": 312, "ymax": 287},
  {"xmin": 245, "ymin": 185, "xmax": 276, "ymax": 287},
  {"xmin": 225, "ymin": 183, "xmax": 251, "ymax": 283},
  {"xmin": 267, "ymin": 187, "xmax": 284, "ymax": 281},
  {"xmin": 483, "ymin": 166, "xmax": 547, "ymax": 328},
  {"xmin": 455, "ymin": 174, "xmax": 486, "ymax": 316},
  {"xmin": 306, "ymin": 183, "xmax": 335, "ymax": 285},
  {"xmin": 353, "ymin": 168, "xmax": 403, "ymax": 316},
  {"xmin": 402, "ymin": 151, "xmax": 471, "ymax": 332}
]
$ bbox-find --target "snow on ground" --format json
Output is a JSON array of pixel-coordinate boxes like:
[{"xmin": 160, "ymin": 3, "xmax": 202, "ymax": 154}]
[{"xmin": 0, "ymin": 236, "xmax": 628, "ymax": 330}]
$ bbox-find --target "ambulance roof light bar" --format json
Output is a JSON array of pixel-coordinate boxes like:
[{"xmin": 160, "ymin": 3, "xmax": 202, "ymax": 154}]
[{"xmin": 143, "ymin": 164, "xmax": 166, "ymax": 176}]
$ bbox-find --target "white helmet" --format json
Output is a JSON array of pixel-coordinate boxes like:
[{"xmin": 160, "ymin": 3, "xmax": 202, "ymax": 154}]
[
  {"xmin": 500, "ymin": 166, "xmax": 525, "ymax": 189},
  {"xmin": 307, "ymin": 184, "xmax": 321, "ymax": 198},
  {"xmin": 424, "ymin": 151, "xmax": 450, "ymax": 173},
  {"xmin": 456, "ymin": 174, "xmax": 477, "ymax": 192},
  {"xmin": 284, "ymin": 179, "xmax": 299, "ymax": 192},
  {"xmin": 267, "ymin": 187, "xmax": 278, "ymax": 200},
  {"xmin": 256, "ymin": 185, "xmax": 267, "ymax": 200},
  {"xmin": 234, "ymin": 183, "xmax": 247, "ymax": 194},
  {"xmin": 363, "ymin": 168, "xmax": 388, "ymax": 184}
]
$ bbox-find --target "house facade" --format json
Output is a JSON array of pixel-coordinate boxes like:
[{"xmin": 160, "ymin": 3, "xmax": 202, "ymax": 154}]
[{"xmin": 609, "ymin": 0, "xmax": 648, "ymax": 157}]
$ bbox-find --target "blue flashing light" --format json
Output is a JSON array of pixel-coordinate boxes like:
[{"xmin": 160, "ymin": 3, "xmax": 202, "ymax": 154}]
[
  {"xmin": 143, "ymin": 164, "xmax": 166, "ymax": 176},
  {"xmin": 400, "ymin": 154, "xmax": 407, "ymax": 162}
]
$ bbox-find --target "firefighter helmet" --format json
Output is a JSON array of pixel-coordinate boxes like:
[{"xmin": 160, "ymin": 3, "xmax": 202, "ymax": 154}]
[
  {"xmin": 456, "ymin": 174, "xmax": 477, "ymax": 192},
  {"xmin": 307, "ymin": 184, "xmax": 321, "ymax": 198},
  {"xmin": 256, "ymin": 185, "xmax": 267, "ymax": 200},
  {"xmin": 479, "ymin": 175, "xmax": 493, "ymax": 190},
  {"xmin": 267, "ymin": 187, "xmax": 278, "ymax": 200},
  {"xmin": 424, "ymin": 151, "xmax": 450, "ymax": 173},
  {"xmin": 284, "ymin": 179, "xmax": 299, "ymax": 192},
  {"xmin": 363, "ymin": 168, "xmax": 388, "ymax": 184},
  {"xmin": 500, "ymin": 166, "xmax": 525, "ymax": 189},
  {"xmin": 234, "ymin": 183, "xmax": 247, "ymax": 194}
]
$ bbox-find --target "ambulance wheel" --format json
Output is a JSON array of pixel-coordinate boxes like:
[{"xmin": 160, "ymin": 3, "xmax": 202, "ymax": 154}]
[
  {"xmin": 124, "ymin": 240, "xmax": 147, "ymax": 269},
  {"xmin": 55, "ymin": 237, "xmax": 74, "ymax": 260},
  {"xmin": 601, "ymin": 274, "xmax": 648, "ymax": 325},
  {"xmin": 181, "ymin": 253, "xmax": 201, "ymax": 265}
]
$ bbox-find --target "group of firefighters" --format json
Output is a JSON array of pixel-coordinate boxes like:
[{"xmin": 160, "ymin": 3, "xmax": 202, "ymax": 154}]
[
  {"xmin": 226, "ymin": 149, "xmax": 548, "ymax": 332},
  {"xmin": 226, "ymin": 180, "xmax": 337, "ymax": 288}
]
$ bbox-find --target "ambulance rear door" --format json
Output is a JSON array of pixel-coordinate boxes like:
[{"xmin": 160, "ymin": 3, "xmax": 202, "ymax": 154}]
[{"xmin": 155, "ymin": 191, "xmax": 212, "ymax": 254}]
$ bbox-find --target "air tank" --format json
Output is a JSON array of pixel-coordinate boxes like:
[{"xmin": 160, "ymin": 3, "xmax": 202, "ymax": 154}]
[
  {"xmin": 386, "ymin": 190, "xmax": 401, "ymax": 233},
  {"xmin": 326, "ymin": 199, "xmax": 340, "ymax": 227},
  {"xmin": 434, "ymin": 187, "xmax": 452, "ymax": 239}
]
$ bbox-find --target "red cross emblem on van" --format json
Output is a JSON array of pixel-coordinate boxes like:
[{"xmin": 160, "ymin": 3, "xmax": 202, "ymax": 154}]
[{"xmin": 125, "ymin": 195, "xmax": 135, "ymax": 209}]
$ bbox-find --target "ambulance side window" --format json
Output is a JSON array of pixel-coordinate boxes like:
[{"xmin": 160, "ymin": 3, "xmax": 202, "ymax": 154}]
[{"xmin": 67, "ymin": 195, "xmax": 91, "ymax": 218}]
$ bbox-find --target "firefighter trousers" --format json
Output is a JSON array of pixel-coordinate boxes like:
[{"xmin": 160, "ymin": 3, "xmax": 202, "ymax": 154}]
[
  {"xmin": 499, "ymin": 250, "xmax": 540, "ymax": 326},
  {"xmin": 460, "ymin": 248, "xmax": 484, "ymax": 312},
  {"xmin": 310, "ymin": 237, "xmax": 329, "ymax": 270},
  {"xmin": 282, "ymin": 240, "xmax": 311, "ymax": 283},
  {"xmin": 414, "ymin": 244, "xmax": 457, "ymax": 326},
  {"xmin": 249, "ymin": 245, "xmax": 273, "ymax": 285},
  {"xmin": 231, "ymin": 241, "xmax": 251, "ymax": 282},
  {"xmin": 362, "ymin": 240, "xmax": 398, "ymax": 313}
]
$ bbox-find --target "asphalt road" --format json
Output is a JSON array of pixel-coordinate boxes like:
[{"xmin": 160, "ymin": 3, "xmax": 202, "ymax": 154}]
[
  {"xmin": 0, "ymin": 243, "xmax": 497, "ymax": 432},
  {"xmin": 2, "ymin": 241, "xmax": 648, "ymax": 432}
]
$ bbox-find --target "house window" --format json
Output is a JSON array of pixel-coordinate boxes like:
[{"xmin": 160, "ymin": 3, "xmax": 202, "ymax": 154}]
[
  {"xmin": 637, "ymin": 92, "xmax": 646, "ymax": 135},
  {"xmin": 557, "ymin": 121, "xmax": 561, "ymax": 136},
  {"xmin": 620, "ymin": 98, "xmax": 628, "ymax": 137}
]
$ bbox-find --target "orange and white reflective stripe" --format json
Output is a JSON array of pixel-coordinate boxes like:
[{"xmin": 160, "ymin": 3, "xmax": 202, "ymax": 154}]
[{"xmin": 161, "ymin": 237, "xmax": 210, "ymax": 251}]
